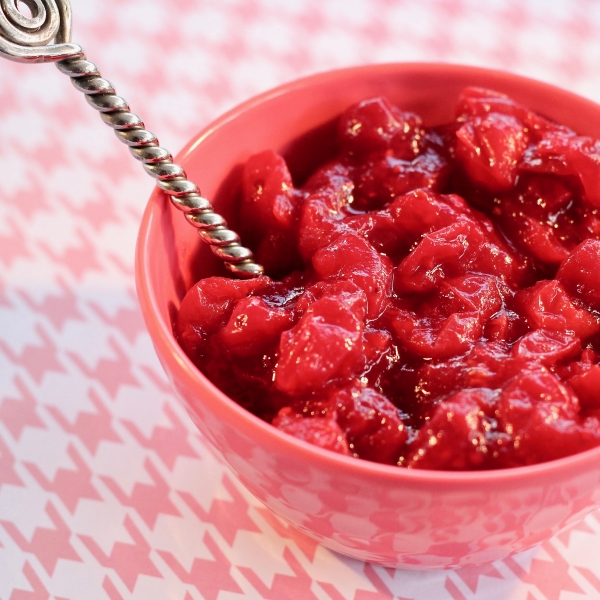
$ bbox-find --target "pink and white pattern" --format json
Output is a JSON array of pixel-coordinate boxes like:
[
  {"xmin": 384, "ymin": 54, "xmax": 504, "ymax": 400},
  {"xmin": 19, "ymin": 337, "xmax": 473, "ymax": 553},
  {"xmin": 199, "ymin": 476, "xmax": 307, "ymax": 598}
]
[{"xmin": 2, "ymin": 0, "xmax": 600, "ymax": 597}]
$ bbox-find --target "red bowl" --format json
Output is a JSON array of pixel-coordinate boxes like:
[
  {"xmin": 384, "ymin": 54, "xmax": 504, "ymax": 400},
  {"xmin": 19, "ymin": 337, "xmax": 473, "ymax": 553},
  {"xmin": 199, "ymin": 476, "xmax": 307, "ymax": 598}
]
[{"xmin": 135, "ymin": 63, "xmax": 600, "ymax": 569}]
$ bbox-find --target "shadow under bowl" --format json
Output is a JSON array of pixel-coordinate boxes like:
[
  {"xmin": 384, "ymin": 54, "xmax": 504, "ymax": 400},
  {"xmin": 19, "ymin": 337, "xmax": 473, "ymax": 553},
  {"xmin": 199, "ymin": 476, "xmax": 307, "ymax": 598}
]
[{"xmin": 135, "ymin": 63, "xmax": 600, "ymax": 569}]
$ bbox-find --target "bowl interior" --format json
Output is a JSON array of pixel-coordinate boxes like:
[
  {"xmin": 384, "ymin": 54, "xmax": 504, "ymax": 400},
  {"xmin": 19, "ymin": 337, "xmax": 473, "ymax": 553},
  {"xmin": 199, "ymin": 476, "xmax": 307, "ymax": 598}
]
[{"xmin": 141, "ymin": 63, "xmax": 600, "ymax": 334}]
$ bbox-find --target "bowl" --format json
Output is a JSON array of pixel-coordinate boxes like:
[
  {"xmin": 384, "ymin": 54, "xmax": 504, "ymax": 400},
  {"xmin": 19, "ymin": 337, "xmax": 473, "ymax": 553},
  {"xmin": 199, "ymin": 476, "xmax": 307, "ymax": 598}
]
[{"xmin": 135, "ymin": 63, "xmax": 600, "ymax": 569}]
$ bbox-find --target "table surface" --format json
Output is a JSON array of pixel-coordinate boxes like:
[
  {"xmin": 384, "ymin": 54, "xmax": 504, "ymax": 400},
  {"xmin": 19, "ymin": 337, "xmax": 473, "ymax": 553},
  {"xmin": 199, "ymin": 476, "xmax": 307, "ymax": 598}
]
[{"xmin": 2, "ymin": 0, "xmax": 600, "ymax": 598}]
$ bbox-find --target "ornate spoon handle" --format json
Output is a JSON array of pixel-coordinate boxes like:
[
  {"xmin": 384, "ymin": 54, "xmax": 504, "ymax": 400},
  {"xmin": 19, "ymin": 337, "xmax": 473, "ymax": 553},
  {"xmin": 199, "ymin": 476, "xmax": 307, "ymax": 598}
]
[{"xmin": 0, "ymin": 0, "xmax": 264, "ymax": 278}]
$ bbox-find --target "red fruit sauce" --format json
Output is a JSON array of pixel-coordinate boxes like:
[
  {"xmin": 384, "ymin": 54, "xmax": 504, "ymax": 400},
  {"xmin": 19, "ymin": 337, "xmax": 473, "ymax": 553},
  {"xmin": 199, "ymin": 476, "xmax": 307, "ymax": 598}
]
[{"xmin": 175, "ymin": 88, "xmax": 600, "ymax": 470}]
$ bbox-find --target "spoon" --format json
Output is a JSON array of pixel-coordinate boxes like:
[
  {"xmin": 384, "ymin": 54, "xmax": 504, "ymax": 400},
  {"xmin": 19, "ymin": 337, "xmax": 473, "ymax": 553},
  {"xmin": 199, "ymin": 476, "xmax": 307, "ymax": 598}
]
[{"xmin": 0, "ymin": 0, "xmax": 264, "ymax": 278}]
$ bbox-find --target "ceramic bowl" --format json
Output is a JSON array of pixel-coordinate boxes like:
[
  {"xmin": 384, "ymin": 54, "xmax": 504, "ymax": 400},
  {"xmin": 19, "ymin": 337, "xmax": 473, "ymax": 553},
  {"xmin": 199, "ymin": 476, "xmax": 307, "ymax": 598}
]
[{"xmin": 135, "ymin": 63, "xmax": 600, "ymax": 569}]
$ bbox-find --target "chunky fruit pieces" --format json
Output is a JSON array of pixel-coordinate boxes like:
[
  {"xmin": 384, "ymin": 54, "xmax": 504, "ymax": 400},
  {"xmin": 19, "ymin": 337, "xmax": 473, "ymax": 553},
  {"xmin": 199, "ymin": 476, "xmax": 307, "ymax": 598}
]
[
  {"xmin": 333, "ymin": 384, "xmax": 408, "ymax": 464},
  {"xmin": 456, "ymin": 113, "xmax": 529, "ymax": 193},
  {"xmin": 312, "ymin": 231, "xmax": 393, "ymax": 319},
  {"xmin": 393, "ymin": 219, "xmax": 517, "ymax": 294},
  {"xmin": 407, "ymin": 389, "xmax": 507, "ymax": 470},
  {"xmin": 557, "ymin": 240, "xmax": 600, "ymax": 311},
  {"xmin": 176, "ymin": 89, "xmax": 600, "ymax": 470},
  {"xmin": 337, "ymin": 96, "xmax": 422, "ymax": 159},
  {"xmin": 176, "ymin": 276, "xmax": 270, "ymax": 361},
  {"xmin": 274, "ymin": 287, "xmax": 367, "ymax": 395},
  {"xmin": 272, "ymin": 407, "xmax": 349, "ymax": 455},
  {"xmin": 514, "ymin": 280, "xmax": 600, "ymax": 340}
]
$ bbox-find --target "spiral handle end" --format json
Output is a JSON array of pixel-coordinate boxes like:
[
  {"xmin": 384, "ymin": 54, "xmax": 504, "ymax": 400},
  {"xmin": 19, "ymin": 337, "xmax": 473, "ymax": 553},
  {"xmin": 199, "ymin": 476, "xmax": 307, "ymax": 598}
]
[{"xmin": 0, "ymin": 0, "xmax": 82, "ymax": 63}]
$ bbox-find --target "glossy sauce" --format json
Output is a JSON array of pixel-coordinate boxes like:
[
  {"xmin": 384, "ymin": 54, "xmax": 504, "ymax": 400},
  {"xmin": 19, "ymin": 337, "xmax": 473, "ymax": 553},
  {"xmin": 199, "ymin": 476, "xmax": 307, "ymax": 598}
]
[{"xmin": 176, "ymin": 88, "xmax": 600, "ymax": 470}]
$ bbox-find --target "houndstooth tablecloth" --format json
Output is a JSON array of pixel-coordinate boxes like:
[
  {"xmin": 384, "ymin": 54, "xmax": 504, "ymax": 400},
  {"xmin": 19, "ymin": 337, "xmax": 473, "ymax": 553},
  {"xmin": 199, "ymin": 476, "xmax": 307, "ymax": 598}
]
[{"xmin": 2, "ymin": 0, "xmax": 600, "ymax": 598}]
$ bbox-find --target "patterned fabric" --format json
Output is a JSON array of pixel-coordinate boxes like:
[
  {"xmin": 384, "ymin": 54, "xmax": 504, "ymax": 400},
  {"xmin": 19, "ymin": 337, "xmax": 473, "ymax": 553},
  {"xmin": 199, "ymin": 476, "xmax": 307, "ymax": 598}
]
[{"xmin": 1, "ymin": 0, "xmax": 600, "ymax": 598}]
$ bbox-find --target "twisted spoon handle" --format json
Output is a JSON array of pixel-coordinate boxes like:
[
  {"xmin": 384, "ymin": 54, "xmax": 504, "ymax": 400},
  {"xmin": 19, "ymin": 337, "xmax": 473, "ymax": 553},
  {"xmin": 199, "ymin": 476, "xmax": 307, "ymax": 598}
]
[
  {"xmin": 1, "ymin": 0, "xmax": 264, "ymax": 278},
  {"xmin": 56, "ymin": 56, "xmax": 264, "ymax": 278}
]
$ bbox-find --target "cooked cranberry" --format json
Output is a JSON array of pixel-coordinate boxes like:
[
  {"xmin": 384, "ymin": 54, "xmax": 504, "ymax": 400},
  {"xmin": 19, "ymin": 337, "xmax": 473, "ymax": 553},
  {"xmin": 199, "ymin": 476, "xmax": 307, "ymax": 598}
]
[{"xmin": 176, "ymin": 91, "xmax": 600, "ymax": 469}]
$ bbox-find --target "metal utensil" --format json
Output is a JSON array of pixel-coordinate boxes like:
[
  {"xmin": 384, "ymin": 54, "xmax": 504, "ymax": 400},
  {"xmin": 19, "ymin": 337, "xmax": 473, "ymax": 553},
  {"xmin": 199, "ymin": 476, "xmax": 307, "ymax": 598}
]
[{"xmin": 0, "ymin": 0, "xmax": 264, "ymax": 278}]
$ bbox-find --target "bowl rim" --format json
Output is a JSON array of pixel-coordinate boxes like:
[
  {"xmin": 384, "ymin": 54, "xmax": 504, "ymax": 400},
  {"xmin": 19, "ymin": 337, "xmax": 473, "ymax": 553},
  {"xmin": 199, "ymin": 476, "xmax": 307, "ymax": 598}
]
[{"xmin": 136, "ymin": 61, "xmax": 600, "ymax": 487}]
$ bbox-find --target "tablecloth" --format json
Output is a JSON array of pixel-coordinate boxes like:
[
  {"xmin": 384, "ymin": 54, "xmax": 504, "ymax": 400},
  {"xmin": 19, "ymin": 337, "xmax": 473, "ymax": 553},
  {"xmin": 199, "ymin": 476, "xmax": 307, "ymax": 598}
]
[{"xmin": 1, "ymin": 0, "xmax": 600, "ymax": 598}]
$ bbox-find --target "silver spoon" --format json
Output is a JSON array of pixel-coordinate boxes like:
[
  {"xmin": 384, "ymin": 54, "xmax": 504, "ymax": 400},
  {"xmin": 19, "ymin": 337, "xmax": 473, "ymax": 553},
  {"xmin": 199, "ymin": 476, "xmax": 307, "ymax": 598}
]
[{"xmin": 0, "ymin": 0, "xmax": 264, "ymax": 279}]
